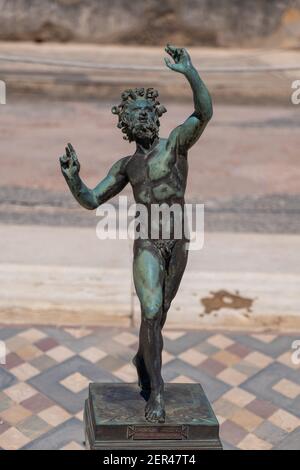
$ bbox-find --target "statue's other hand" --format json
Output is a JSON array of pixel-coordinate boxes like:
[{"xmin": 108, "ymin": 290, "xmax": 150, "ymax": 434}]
[
  {"xmin": 164, "ymin": 44, "xmax": 192, "ymax": 74},
  {"xmin": 59, "ymin": 143, "xmax": 80, "ymax": 179}
]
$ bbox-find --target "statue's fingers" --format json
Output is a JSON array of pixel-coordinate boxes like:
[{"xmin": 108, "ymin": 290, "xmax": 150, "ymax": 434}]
[
  {"xmin": 165, "ymin": 44, "xmax": 176, "ymax": 58},
  {"xmin": 181, "ymin": 48, "xmax": 190, "ymax": 60},
  {"xmin": 164, "ymin": 49, "xmax": 173, "ymax": 59},
  {"xmin": 173, "ymin": 48, "xmax": 183, "ymax": 62},
  {"xmin": 166, "ymin": 44, "xmax": 177, "ymax": 53},
  {"xmin": 60, "ymin": 155, "xmax": 70, "ymax": 170},
  {"xmin": 67, "ymin": 142, "xmax": 75, "ymax": 154},
  {"xmin": 65, "ymin": 146, "xmax": 72, "ymax": 160},
  {"xmin": 166, "ymin": 46, "xmax": 181, "ymax": 63},
  {"xmin": 67, "ymin": 142, "xmax": 77, "ymax": 160},
  {"xmin": 164, "ymin": 57, "xmax": 175, "ymax": 70}
]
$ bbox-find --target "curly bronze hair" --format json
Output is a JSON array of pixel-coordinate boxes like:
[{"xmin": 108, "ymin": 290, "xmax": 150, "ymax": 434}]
[{"xmin": 111, "ymin": 87, "xmax": 167, "ymax": 141}]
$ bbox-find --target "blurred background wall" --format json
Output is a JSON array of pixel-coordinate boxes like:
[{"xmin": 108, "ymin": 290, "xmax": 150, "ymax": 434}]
[{"xmin": 0, "ymin": 0, "xmax": 300, "ymax": 47}]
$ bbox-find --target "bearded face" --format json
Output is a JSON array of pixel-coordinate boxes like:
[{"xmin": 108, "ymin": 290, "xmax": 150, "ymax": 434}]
[{"xmin": 121, "ymin": 99, "xmax": 160, "ymax": 142}]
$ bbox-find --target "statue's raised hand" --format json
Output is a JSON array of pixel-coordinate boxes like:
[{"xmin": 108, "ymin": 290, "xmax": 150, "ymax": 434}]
[
  {"xmin": 164, "ymin": 44, "xmax": 193, "ymax": 75},
  {"xmin": 60, "ymin": 143, "xmax": 80, "ymax": 180}
]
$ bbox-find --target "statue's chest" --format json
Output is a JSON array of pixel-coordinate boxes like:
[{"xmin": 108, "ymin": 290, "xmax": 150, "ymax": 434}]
[
  {"xmin": 127, "ymin": 146, "xmax": 175, "ymax": 186},
  {"xmin": 127, "ymin": 146, "xmax": 187, "ymax": 203}
]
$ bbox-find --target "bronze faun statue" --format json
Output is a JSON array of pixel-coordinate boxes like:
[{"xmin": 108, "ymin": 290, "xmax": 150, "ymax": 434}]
[{"xmin": 60, "ymin": 45, "xmax": 213, "ymax": 423}]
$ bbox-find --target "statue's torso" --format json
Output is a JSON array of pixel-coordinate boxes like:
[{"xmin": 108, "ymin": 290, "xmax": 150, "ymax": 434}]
[
  {"xmin": 125, "ymin": 137, "xmax": 189, "ymax": 240},
  {"xmin": 126, "ymin": 137, "xmax": 188, "ymax": 206}
]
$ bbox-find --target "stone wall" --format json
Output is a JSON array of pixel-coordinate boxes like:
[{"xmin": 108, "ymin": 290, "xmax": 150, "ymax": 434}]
[{"xmin": 0, "ymin": 0, "xmax": 299, "ymax": 47}]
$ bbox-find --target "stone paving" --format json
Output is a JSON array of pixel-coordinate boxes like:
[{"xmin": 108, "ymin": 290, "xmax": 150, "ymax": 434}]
[{"xmin": 0, "ymin": 325, "xmax": 299, "ymax": 450}]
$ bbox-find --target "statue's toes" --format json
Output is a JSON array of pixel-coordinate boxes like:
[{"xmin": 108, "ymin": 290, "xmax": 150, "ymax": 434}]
[
  {"xmin": 145, "ymin": 406, "xmax": 165, "ymax": 423},
  {"xmin": 155, "ymin": 407, "xmax": 165, "ymax": 423},
  {"xmin": 146, "ymin": 410, "xmax": 156, "ymax": 422},
  {"xmin": 145, "ymin": 405, "xmax": 151, "ymax": 419}
]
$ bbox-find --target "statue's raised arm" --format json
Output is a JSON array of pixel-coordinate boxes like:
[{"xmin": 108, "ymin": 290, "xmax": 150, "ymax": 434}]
[
  {"xmin": 165, "ymin": 44, "xmax": 213, "ymax": 151},
  {"xmin": 59, "ymin": 143, "xmax": 129, "ymax": 210}
]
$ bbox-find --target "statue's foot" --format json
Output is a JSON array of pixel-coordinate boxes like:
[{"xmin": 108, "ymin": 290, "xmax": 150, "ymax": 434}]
[
  {"xmin": 132, "ymin": 354, "xmax": 151, "ymax": 392},
  {"xmin": 145, "ymin": 389, "xmax": 165, "ymax": 423}
]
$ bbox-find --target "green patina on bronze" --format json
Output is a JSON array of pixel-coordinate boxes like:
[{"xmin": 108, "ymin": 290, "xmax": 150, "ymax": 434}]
[{"xmin": 60, "ymin": 45, "xmax": 213, "ymax": 424}]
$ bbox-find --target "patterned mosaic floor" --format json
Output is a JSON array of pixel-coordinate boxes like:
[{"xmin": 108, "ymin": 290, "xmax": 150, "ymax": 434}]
[{"xmin": 0, "ymin": 326, "xmax": 299, "ymax": 450}]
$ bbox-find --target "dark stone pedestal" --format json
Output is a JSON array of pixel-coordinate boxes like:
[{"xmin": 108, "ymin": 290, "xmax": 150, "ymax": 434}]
[{"xmin": 84, "ymin": 383, "xmax": 222, "ymax": 450}]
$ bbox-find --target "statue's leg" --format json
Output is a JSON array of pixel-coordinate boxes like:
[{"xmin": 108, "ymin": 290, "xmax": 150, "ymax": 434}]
[
  {"xmin": 161, "ymin": 239, "xmax": 189, "ymax": 329},
  {"xmin": 132, "ymin": 239, "xmax": 165, "ymax": 423}
]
